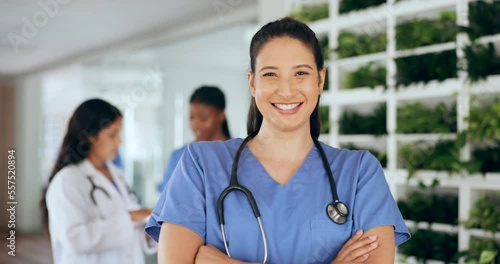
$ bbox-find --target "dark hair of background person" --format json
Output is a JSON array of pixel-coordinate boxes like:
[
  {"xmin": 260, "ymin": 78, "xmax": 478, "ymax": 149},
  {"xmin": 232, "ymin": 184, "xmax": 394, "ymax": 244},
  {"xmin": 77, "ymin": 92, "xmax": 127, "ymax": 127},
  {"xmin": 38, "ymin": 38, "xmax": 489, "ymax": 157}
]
[
  {"xmin": 246, "ymin": 17, "xmax": 325, "ymax": 139},
  {"xmin": 190, "ymin": 86, "xmax": 231, "ymax": 139},
  {"xmin": 40, "ymin": 98, "xmax": 122, "ymax": 226}
]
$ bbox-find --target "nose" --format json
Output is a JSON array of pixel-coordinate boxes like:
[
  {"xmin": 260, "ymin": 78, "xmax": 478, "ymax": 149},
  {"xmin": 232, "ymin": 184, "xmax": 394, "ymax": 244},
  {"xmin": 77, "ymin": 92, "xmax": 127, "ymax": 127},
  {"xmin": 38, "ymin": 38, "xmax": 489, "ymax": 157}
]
[{"xmin": 277, "ymin": 77, "xmax": 294, "ymax": 98}]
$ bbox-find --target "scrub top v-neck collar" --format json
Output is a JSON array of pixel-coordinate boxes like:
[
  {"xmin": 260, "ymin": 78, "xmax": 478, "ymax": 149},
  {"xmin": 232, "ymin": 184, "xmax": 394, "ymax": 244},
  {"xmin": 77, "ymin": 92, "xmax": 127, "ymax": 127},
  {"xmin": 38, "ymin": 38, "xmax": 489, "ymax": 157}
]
[{"xmin": 240, "ymin": 142, "xmax": 319, "ymax": 188}]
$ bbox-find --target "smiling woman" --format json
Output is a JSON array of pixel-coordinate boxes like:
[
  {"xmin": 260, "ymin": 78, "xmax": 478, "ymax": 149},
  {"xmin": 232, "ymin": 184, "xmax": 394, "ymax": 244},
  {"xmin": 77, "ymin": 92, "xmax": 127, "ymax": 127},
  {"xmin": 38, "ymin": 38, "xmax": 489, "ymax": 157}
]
[{"xmin": 146, "ymin": 17, "xmax": 410, "ymax": 264}]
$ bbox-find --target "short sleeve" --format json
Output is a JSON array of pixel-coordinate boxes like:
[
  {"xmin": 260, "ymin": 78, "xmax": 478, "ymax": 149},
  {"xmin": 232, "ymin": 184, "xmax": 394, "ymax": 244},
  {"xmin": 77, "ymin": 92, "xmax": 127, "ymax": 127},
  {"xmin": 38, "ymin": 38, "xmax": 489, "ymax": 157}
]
[
  {"xmin": 352, "ymin": 151, "xmax": 410, "ymax": 246},
  {"xmin": 157, "ymin": 146, "xmax": 186, "ymax": 193},
  {"xmin": 145, "ymin": 144, "xmax": 206, "ymax": 242}
]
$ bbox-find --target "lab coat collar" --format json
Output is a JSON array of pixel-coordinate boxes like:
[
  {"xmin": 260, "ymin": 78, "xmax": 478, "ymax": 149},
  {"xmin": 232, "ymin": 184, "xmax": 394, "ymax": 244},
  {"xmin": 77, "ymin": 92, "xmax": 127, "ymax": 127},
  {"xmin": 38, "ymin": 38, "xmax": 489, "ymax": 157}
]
[{"xmin": 79, "ymin": 158, "xmax": 123, "ymax": 197}]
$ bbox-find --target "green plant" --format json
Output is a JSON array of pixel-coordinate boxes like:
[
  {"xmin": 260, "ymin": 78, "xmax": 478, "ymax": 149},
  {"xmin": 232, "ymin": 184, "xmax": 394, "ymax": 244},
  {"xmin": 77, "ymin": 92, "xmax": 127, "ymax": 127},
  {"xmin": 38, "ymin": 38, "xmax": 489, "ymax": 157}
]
[
  {"xmin": 324, "ymin": 68, "xmax": 329, "ymax": 91},
  {"xmin": 397, "ymin": 190, "xmax": 458, "ymax": 225},
  {"xmin": 341, "ymin": 143, "xmax": 387, "ymax": 167},
  {"xmin": 459, "ymin": 237, "xmax": 500, "ymax": 264},
  {"xmin": 396, "ymin": 50, "xmax": 457, "ymax": 86},
  {"xmin": 463, "ymin": 194, "xmax": 500, "ymax": 233},
  {"xmin": 396, "ymin": 11, "xmax": 457, "ymax": 50},
  {"xmin": 473, "ymin": 142, "xmax": 500, "ymax": 173},
  {"xmin": 463, "ymin": 43, "xmax": 500, "ymax": 83},
  {"xmin": 397, "ymin": 102, "xmax": 457, "ymax": 133},
  {"xmin": 343, "ymin": 63, "xmax": 386, "ymax": 89},
  {"xmin": 319, "ymin": 36, "xmax": 331, "ymax": 60},
  {"xmin": 459, "ymin": 1, "xmax": 500, "ymax": 41},
  {"xmin": 398, "ymin": 134, "xmax": 482, "ymax": 178},
  {"xmin": 398, "ymin": 229, "xmax": 459, "ymax": 263},
  {"xmin": 288, "ymin": 3, "xmax": 329, "ymax": 23},
  {"xmin": 339, "ymin": 104, "xmax": 387, "ymax": 135},
  {"xmin": 319, "ymin": 105, "xmax": 330, "ymax": 134},
  {"xmin": 335, "ymin": 31, "xmax": 386, "ymax": 58},
  {"xmin": 339, "ymin": 0, "xmax": 385, "ymax": 14},
  {"xmin": 467, "ymin": 98, "xmax": 500, "ymax": 142}
]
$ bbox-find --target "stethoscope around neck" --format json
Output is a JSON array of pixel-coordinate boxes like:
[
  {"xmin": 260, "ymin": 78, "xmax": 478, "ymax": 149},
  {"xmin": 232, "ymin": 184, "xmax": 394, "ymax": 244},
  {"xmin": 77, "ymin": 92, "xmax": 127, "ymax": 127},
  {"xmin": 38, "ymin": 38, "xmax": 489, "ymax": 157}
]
[{"xmin": 217, "ymin": 131, "xmax": 349, "ymax": 263}]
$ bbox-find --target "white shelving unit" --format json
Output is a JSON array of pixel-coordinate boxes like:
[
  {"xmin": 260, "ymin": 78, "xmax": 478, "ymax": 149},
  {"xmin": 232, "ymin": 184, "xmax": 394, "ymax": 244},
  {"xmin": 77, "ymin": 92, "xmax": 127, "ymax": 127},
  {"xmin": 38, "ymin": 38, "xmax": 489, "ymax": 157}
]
[{"xmin": 289, "ymin": 0, "xmax": 500, "ymax": 263}]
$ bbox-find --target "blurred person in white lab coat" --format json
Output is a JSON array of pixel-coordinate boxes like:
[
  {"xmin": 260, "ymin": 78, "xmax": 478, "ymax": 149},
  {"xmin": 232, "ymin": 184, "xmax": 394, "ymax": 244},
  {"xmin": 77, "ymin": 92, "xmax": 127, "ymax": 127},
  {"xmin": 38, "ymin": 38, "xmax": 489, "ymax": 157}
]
[{"xmin": 41, "ymin": 98, "xmax": 156, "ymax": 264}]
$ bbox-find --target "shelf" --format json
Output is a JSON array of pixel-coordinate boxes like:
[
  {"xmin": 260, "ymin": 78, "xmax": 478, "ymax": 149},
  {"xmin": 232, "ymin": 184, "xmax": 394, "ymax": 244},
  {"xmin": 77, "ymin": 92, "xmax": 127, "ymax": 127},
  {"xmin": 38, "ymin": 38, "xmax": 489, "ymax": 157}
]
[
  {"xmin": 392, "ymin": 0, "xmax": 456, "ymax": 18},
  {"xmin": 338, "ymin": 134, "xmax": 387, "ymax": 143},
  {"xmin": 395, "ymin": 42, "xmax": 456, "ymax": 59},
  {"xmin": 476, "ymin": 33, "xmax": 500, "ymax": 46},
  {"xmin": 467, "ymin": 228, "xmax": 500, "ymax": 240},
  {"xmin": 332, "ymin": 51, "xmax": 387, "ymax": 68},
  {"xmin": 336, "ymin": 4, "xmax": 387, "ymax": 29},
  {"xmin": 329, "ymin": 86, "xmax": 387, "ymax": 105},
  {"xmin": 395, "ymin": 170, "xmax": 500, "ymax": 188},
  {"xmin": 395, "ymin": 133, "xmax": 457, "ymax": 142},
  {"xmin": 309, "ymin": 18, "xmax": 330, "ymax": 35},
  {"xmin": 405, "ymin": 220, "xmax": 459, "ymax": 234},
  {"xmin": 396, "ymin": 78, "xmax": 460, "ymax": 101},
  {"xmin": 470, "ymin": 74, "xmax": 500, "ymax": 95}
]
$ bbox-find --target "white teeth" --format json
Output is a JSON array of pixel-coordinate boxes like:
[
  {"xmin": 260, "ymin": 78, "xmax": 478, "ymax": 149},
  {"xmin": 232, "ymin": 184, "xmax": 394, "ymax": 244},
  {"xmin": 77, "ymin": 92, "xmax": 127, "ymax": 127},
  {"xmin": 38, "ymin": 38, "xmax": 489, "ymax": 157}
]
[{"xmin": 274, "ymin": 103, "xmax": 300, "ymax": 110}]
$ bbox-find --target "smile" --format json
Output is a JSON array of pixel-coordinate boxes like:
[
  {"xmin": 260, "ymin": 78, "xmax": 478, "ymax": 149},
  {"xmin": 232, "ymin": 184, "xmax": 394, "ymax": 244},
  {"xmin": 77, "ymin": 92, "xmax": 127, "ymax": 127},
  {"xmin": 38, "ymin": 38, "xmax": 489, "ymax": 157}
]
[{"xmin": 273, "ymin": 103, "xmax": 301, "ymax": 110}]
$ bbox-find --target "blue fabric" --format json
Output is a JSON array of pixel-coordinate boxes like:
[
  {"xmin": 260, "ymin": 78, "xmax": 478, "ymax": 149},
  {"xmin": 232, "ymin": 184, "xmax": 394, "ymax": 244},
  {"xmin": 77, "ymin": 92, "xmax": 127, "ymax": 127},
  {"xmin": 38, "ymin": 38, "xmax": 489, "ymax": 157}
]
[
  {"xmin": 146, "ymin": 139, "xmax": 410, "ymax": 263},
  {"xmin": 112, "ymin": 152, "xmax": 123, "ymax": 168},
  {"xmin": 156, "ymin": 145, "xmax": 188, "ymax": 193}
]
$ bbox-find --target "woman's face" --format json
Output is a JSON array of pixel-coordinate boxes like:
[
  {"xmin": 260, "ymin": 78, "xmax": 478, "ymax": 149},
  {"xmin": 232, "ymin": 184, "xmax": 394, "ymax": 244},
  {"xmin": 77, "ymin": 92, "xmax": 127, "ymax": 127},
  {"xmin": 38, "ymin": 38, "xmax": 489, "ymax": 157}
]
[
  {"xmin": 89, "ymin": 117, "xmax": 122, "ymax": 161},
  {"xmin": 190, "ymin": 103, "xmax": 224, "ymax": 141},
  {"xmin": 248, "ymin": 37, "xmax": 325, "ymax": 133}
]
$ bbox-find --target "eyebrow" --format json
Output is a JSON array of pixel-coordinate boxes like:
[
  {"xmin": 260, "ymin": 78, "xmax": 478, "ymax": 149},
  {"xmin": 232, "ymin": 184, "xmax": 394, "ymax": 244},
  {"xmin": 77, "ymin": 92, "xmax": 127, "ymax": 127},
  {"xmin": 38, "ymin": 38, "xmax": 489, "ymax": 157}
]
[{"xmin": 258, "ymin": 64, "xmax": 314, "ymax": 73}]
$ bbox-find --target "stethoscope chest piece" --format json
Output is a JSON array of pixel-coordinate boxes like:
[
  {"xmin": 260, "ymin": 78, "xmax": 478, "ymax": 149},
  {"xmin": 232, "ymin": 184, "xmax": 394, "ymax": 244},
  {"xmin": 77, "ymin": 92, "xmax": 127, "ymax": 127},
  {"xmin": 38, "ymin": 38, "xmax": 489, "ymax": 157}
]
[{"xmin": 326, "ymin": 201, "xmax": 349, "ymax": 224}]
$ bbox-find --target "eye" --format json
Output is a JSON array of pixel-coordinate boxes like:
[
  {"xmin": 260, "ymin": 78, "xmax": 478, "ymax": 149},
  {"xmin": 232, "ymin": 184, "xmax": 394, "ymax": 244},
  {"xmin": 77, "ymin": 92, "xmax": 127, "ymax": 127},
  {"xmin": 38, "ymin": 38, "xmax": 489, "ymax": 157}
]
[
  {"xmin": 263, "ymin": 72, "xmax": 277, "ymax": 77},
  {"xmin": 295, "ymin": 71, "xmax": 309, "ymax": 76}
]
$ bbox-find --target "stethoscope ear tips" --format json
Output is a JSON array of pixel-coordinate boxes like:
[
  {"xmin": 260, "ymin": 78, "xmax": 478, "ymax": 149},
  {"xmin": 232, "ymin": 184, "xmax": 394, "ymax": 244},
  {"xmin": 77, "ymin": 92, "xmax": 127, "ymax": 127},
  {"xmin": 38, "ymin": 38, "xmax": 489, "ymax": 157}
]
[{"xmin": 326, "ymin": 202, "xmax": 349, "ymax": 224}]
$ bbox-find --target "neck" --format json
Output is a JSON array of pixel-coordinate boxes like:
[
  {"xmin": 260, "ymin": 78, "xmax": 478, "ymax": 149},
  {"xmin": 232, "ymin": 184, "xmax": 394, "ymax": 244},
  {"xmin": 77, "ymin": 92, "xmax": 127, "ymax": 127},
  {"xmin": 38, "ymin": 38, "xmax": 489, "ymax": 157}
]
[
  {"xmin": 87, "ymin": 154, "xmax": 107, "ymax": 172},
  {"xmin": 211, "ymin": 129, "xmax": 228, "ymax": 141},
  {"xmin": 249, "ymin": 123, "xmax": 314, "ymax": 160}
]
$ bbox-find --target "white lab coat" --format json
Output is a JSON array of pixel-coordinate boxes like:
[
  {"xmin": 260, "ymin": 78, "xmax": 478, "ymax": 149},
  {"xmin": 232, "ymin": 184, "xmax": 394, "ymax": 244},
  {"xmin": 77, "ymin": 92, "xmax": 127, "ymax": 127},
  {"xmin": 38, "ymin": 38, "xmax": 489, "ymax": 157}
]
[{"xmin": 46, "ymin": 159, "xmax": 156, "ymax": 264}]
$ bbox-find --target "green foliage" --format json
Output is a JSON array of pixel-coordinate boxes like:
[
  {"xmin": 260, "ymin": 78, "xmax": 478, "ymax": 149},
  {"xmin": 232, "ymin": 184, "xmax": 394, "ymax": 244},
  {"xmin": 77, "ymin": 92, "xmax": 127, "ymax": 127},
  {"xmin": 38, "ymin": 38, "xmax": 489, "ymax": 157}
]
[
  {"xmin": 398, "ymin": 229, "xmax": 459, "ymax": 262},
  {"xmin": 463, "ymin": 194, "xmax": 500, "ymax": 233},
  {"xmin": 323, "ymin": 68, "xmax": 329, "ymax": 91},
  {"xmin": 343, "ymin": 63, "xmax": 386, "ymax": 89},
  {"xmin": 288, "ymin": 3, "xmax": 328, "ymax": 23},
  {"xmin": 473, "ymin": 142, "xmax": 500, "ymax": 173},
  {"xmin": 319, "ymin": 105, "xmax": 330, "ymax": 134},
  {"xmin": 398, "ymin": 137, "xmax": 482, "ymax": 178},
  {"xmin": 339, "ymin": 0, "xmax": 385, "ymax": 14},
  {"xmin": 339, "ymin": 104, "xmax": 387, "ymax": 135},
  {"xmin": 397, "ymin": 102, "xmax": 457, "ymax": 133},
  {"xmin": 464, "ymin": 43, "xmax": 500, "ymax": 83},
  {"xmin": 467, "ymin": 98, "xmax": 500, "ymax": 142},
  {"xmin": 460, "ymin": 237, "xmax": 500, "ymax": 264},
  {"xmin": 396, "ymin": 50, "xmax": 457, "ymax": 86},
  {"xmin": 396, "ymin": 11, "xmax": 457, "ymax": 50},
  {"xmin": 335, "ymin": 31, "xmax": 386, "ymax": 58},
  {"xmin": 397, "ymin": 190, "xmax": 458, "ymax": 225},
  {"xmin": 459, "ymin": 1, "xmax": 500, "ymax": 41},
  {"xmin": 319, "ymin": 36, "xmax": 331, "ymax": 60},
  {"xmin": 341, "ymin": 143, "xmax": 387, "ymax": 167}
]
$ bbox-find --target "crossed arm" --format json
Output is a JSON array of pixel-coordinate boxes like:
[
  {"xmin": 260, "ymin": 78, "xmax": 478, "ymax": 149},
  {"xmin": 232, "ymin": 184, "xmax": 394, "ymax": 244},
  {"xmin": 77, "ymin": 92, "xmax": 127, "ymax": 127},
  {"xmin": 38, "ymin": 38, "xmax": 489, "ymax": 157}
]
[{"xmin": 157, "ymin": 222, "xmax": 395, "ymax": 264}]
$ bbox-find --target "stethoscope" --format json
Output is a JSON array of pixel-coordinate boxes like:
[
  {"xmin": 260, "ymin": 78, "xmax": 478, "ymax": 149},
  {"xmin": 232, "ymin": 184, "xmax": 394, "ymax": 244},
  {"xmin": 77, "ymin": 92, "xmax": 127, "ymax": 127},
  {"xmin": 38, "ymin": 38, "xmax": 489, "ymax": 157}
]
[
  {"xmin": 217, "ymin": 131, "xmax": 349, "ymax": 263},
  {"xmin": 86, "ymin": 175, "xmax": 138, "ymax": 206}
]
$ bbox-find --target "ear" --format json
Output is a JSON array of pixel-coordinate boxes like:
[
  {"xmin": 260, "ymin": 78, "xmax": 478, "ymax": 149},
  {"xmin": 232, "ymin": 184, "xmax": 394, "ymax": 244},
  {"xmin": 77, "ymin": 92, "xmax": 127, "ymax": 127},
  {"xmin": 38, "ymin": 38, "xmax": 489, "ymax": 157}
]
[
  {"xmin": 318, "ymin": 68, "xmax": 326, "ymax": 94},
  {"xmin": 218, "ymin": 110, "xmax": 225, "ymax": 124},
  {"xmin": 247, "ymin": 71, "xmax": 256, "ymax": 97}
]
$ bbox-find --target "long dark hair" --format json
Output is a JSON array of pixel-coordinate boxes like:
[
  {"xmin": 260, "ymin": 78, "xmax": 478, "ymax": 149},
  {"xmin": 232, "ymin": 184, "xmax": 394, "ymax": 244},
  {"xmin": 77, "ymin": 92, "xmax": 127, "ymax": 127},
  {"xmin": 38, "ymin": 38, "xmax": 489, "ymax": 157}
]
[
  {"xmin": 190, "ymin": 85, "xmax": 231, "ymax": 139},
  {"xmin": 41, "ymin": 99, "xmax": 122, "ymax": 225},
  {"xmin": 247, "ymin": 17, "xmax": 324, "ymax": 139}
]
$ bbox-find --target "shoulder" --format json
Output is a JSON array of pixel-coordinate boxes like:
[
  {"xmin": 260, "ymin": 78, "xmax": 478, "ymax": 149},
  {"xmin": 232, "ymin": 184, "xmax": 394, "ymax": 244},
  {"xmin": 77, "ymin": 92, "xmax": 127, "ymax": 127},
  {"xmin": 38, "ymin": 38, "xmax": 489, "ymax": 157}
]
[
  {"xmin": 47, "ymin": 162, "xmax": 87, "ymax": 197},
  {"xmin": 319, "ymin": 142, "xmax": 382, "ymax": 174},
  {"xmin": 185, "ymin": 138, "xmax": 243, "ymax": 158}
]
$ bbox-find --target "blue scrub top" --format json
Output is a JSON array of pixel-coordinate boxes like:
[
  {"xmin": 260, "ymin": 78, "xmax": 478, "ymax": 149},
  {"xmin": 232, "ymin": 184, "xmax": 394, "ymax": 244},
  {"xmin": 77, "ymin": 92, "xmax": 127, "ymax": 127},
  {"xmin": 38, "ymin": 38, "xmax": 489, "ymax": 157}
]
[
  {"xmin": 146, "ymin": 138, "xmax": 410, "ymax": 263},
  {"xmin": 156, "ymin": 145, "xmax": 187, "ymax": 193}
]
